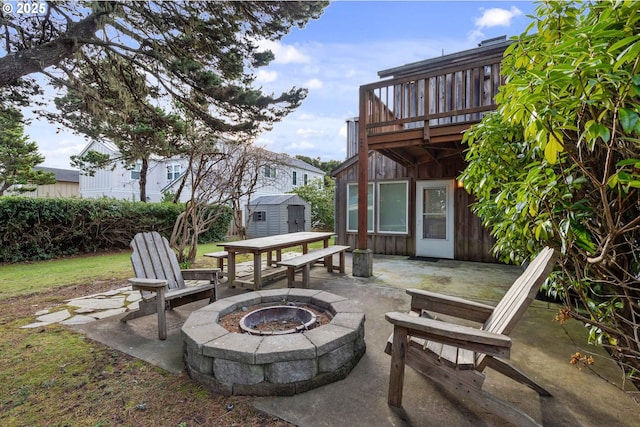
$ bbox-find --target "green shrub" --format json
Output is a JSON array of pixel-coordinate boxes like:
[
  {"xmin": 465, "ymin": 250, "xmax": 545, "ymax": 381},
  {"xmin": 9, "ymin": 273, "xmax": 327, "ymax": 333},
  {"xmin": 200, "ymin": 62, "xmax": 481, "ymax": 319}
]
[
  {"xmin": 197, "ymin": 204, "xmax": 233, "ymax": 243},
  {"xmin": 0, "ymin": 197, "xmax": 230, "ymax": 262}
]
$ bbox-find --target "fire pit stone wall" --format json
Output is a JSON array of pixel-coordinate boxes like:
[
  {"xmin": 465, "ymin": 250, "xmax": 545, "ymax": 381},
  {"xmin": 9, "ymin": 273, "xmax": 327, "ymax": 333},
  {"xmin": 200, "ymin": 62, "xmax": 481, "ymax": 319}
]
[{"xmin": 181, "ymin": 288, "xmax": 366, "ymax": 396}]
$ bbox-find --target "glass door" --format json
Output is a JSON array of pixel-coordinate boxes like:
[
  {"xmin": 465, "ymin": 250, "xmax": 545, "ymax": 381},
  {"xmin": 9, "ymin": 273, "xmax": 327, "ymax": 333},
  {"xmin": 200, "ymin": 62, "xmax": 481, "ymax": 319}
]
[{"xmin": 416, "ymin": 180, "xmax": 454, "ymax": 258}]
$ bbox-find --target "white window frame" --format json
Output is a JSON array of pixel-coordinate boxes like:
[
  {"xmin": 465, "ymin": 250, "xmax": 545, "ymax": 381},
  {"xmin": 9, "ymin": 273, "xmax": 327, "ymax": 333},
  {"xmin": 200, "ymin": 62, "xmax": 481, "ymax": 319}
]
[
  {"xmin": 166, "ymin": 164, "xmax": 181, "ymax": 181},
  {"xmin": 377, "ymin": 180, "xmax": 409, "ymax": 234},
  {"xmin": 264, "ymin": 165, "xmax": 277, "ymax": 178},
  {"xmin": 130, "ymin": 161, "xmax": 142, "ymax": 180},
  {"xmin": 347, "ymin": 183, "xmax": 374, "ymax": 233}
]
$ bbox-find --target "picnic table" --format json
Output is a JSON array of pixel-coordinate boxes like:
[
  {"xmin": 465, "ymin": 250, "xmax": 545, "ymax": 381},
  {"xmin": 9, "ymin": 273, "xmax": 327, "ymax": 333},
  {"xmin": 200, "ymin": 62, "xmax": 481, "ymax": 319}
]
[{"xmin": 222, "ymin": 231, "xmax": 335, "ymax": 290}]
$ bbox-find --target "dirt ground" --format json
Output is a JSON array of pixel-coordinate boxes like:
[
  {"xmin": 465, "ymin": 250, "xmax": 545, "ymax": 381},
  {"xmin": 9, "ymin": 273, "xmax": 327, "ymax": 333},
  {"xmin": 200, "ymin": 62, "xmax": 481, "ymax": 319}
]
[{"xmin": 1, "ymin": 280, "xmax": 294, "ymax": 427}]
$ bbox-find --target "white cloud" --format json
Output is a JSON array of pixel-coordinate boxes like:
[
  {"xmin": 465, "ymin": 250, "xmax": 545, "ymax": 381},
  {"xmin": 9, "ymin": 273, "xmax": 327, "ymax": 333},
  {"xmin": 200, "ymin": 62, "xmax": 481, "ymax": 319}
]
[
  {"xmin": 285, "ymin": 141, "xmax": 315, "ymax": 151},
  {"xmin": 256, "ymin": 39, "xmax": 310, "ymax": 64},
  {"xmin": 305, "ymin": 78, "xmax": 323, "ymax": 90},
  {"xmin": 297, "ymin": 113, "xmax": 317, "ymax": 121},
  {"xmin": 256, "ymin": 69, "xmax": 278, "ymax": 83},
  {"xmin": 475, "ymin": 7, "xmax": 523, "ymax": 29},
  {"xmin": 297, "ymin": 128, "xmax": 323, "ymax": 137}
]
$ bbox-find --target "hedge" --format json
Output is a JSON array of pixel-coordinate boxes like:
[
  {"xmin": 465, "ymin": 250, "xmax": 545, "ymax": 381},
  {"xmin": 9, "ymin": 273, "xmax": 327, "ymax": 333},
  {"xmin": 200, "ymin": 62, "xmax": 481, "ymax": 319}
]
[{"xmin": 0, "ymin": 197, "xmax": 231, "ymax": 263}]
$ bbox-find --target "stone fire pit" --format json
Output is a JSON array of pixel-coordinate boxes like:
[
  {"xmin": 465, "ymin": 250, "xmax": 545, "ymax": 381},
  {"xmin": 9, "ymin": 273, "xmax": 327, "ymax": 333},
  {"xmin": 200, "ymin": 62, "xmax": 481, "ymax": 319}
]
[{"xmin": 181, "ymin": 288, "xmax": 366, "ymax": 396}]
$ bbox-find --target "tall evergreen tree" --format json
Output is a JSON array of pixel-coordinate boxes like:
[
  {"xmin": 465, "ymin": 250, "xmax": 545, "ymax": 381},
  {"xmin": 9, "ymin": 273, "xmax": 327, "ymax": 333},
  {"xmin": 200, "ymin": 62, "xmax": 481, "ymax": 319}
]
[
  {"xmin": 0, "ymin": 2, "xmax": 328, "ymax": 136},
  {"xmin": 0, "ymin": 107, "xmax": 55, "ymax": 195}
]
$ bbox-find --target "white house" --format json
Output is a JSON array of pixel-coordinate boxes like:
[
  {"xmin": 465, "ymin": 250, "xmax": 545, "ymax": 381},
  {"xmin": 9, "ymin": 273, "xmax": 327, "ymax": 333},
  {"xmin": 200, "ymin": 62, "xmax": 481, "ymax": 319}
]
[
  {"xmin": 77, "ymin": 140, "xmax": 187, "ymax": 202},
  {"xmin": 77, "ymin": 140, "xmax": 325, "ymax": 210}
]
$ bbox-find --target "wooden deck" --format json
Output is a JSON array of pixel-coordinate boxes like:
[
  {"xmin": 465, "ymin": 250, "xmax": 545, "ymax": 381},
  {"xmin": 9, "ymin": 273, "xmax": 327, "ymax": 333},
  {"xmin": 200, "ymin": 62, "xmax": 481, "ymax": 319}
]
[{"xmin": 359, "ymin": 41, "xmax": 506, "ymax": 168}]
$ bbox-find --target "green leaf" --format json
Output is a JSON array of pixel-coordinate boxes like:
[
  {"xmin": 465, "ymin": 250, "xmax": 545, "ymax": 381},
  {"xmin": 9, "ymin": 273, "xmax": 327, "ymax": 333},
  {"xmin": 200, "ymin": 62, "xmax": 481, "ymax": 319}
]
[
  {"xmin": 618, "ymin": 108, "xmax": 639, "ymax": 134},
  {"xmin": 608, "ymin": 35, "xmax": 640, "ymax": 53},
  {"xmin": 588, "ymin": 122, "xmax": 611, "ymax": 144},
  {"xmin": 544, "ymin": 132, "xmax": 564, "ymax": 164}
]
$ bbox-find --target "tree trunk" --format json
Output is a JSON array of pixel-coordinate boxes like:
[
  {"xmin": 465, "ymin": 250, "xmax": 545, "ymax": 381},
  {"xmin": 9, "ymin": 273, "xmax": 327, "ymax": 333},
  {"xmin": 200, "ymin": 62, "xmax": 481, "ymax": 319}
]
[{"xmin": 139, "ymin": 158, "xmax": 149, "ymax": 202}]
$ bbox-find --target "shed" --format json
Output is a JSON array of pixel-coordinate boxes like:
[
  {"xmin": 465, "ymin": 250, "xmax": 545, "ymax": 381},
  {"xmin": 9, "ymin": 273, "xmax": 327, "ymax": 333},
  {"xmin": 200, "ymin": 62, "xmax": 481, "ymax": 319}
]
[{"xmin": 246, "ymin": 194, "xmax": 311, "ymax": 238}]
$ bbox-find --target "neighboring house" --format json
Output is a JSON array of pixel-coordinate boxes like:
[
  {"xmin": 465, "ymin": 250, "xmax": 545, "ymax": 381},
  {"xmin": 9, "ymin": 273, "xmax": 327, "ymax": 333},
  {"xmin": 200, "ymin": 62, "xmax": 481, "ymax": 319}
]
[
  {"xmin": 77, "ymin": 140, "xmax": 186, "ymax": 202},
  {"xmin": 332, "ymin": 36, "xmax": 509, "ymax": 264},
  {"xmin": 7, "ymin": 167, "xmax": 79, "ymax": 198},
  {"xmin": 77, "ymin": 140, "xmax": 325, "ymax": 228}
]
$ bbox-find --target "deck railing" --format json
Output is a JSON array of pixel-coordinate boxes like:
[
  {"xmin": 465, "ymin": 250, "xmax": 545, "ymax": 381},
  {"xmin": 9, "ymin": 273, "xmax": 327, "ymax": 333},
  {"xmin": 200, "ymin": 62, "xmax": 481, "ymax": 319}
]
[{"xmin": 360, "ymin": 57, "xmax": 504, "ymax": 136}]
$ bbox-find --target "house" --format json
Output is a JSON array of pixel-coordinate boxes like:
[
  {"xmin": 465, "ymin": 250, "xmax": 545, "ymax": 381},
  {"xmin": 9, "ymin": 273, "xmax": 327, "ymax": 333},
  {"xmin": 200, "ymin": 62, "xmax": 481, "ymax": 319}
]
[
  {"xmin": 332, "ymin": 37, "xmax": 510, "ymax": 275},
  {"xmin": 77, "ymin": 140, "xmax": 182, "ymax": 202},
  {"xmin": 7, "ymin": 166, "xmax": 79, "ymax": 198},
  {"xmin": 77, "ymin": 139, "xmax": 324, "ymax": 228}
]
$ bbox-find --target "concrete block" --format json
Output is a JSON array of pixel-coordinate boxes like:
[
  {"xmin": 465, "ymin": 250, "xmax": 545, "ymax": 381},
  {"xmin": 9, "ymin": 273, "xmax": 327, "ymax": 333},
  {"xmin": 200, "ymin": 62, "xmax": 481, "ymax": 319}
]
[
  {"xmin": 352, "ymin": 248, "xmax": 373, "ymax": 277},
  {"xmin": 203, "ymin": 332, "xmax": 262, "ymax": 363},
  {"xmin": 255, "ymin": 334, "xmax": 316, "ymax": 364},
  {"xmin": 214, "ymin": 358, "xmax": 264, "ymax": 385},
  {"xmin": 319, "ymin": 341, "xmax": 354, "ymax": 372},
  {"xmin": 266, "ymin": 359, "xmax": 317, "ymax": 384}
]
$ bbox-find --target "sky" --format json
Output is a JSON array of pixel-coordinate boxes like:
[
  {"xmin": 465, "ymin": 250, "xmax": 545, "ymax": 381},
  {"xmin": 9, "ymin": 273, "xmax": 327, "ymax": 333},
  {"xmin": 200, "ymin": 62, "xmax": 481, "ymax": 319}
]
[{"xmin": 25, "ymin": 1, "xmax": 538, "ymax": 170}]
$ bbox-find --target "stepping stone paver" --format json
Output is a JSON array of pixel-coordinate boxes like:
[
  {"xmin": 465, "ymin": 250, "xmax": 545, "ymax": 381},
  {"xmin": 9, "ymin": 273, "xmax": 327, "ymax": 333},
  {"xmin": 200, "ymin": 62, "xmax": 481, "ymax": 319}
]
[
  {"xmin": 91, "ymin": 308, "xmax": 127, "ymax": 319},
  {"xmin": 61, "ymin": 315, "xmax": 97, "ymax": 325},
  {"xmin": 67, "ymin": 296, "xmax": 125, "ymax": 310},
  {"xmin": 36, "ymin": 309, "xmax": 71, "ymax": 323}
]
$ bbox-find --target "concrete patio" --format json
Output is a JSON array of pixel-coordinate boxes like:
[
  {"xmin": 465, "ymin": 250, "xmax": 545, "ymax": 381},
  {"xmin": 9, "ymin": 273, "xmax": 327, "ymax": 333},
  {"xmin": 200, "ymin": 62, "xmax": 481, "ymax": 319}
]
[{"xmin": 69, "ymin": 253, "xmax": 640, "ymax": 426}]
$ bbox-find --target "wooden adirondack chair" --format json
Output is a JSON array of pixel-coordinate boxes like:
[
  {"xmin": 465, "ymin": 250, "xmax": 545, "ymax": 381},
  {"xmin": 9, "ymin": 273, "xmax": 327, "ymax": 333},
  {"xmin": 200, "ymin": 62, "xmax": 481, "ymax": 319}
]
[
  {"xmin": 385, "ymin": 247, "xmax": 558, "ymax": 427},
  {"xmin": 121, "ymin": 232, "xmax": 220, "ymax": 337}
]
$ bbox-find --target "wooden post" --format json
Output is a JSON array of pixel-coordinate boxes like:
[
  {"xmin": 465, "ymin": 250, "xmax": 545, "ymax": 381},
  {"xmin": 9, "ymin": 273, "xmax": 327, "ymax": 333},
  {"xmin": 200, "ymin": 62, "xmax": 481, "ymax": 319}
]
[
  {"xmin": 357, "ymin": 86, "xmax": 369, "ymax": 251},
  {"xmin": 353, "ymin": 85, "xmax": 373, "ymax": 277}
]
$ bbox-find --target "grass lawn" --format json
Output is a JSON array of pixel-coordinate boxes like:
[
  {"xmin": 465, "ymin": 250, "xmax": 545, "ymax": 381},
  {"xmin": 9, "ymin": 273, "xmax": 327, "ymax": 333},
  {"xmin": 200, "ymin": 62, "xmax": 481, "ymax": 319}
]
[{"xmin": 0, "ymin": 240, "xmax": 307, "ymax": 426}]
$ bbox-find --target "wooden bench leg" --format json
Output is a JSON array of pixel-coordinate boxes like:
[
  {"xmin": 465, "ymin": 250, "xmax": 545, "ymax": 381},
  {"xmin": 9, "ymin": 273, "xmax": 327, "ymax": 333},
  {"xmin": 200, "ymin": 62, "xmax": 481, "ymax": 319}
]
[
  {"xmin": 302, "ymin": 264, "xmax": 310, "ymax": 288},
  {"xmin": 325, "ymin": 254, "xmax": 333, "ymax": 273},
  {"xmin": 338, "ymin": 251, "xmax": 345, "ymax": 273},
  {"xmin": 388, "ymin": 326, "xmax": 408, "ymax": 407},
  {"xmin": 286, "ymin": 267, "xmax": 296, "ymax": 288}
]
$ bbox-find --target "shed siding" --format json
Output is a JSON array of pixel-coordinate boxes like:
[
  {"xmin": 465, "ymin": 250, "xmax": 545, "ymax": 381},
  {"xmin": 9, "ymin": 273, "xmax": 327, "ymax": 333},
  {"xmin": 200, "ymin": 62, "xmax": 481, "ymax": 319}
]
[{"xmin": 246, "ymin": 195, "xmax": 311, "ymax": 238}]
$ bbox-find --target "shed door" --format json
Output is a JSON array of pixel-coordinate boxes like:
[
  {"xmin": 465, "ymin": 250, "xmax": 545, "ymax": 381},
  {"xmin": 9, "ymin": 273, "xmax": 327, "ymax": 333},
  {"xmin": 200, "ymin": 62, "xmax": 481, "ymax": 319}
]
[
  {"xmin": 416, "ymin": 180, "xmax": 454, "ymax": 259},
  {"xmin": 287, "ymin": 205, "xmax": 305, "ymax": 233}
]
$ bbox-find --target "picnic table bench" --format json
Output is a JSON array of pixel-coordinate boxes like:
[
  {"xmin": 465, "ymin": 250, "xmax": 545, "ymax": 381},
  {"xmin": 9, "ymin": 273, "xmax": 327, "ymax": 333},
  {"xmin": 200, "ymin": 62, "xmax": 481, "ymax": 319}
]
[
  {"xmin": 203, "ymin": 251, "xmax": 228, "ymax": 276},
  {"xmin": 277, "ymin": 245, "xmax": 350, "ymax": 288}
]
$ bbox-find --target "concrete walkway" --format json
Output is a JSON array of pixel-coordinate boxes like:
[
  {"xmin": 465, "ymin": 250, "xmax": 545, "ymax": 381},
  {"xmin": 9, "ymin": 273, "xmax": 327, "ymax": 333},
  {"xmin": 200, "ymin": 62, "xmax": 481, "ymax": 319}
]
[{"xmin": 62, "ymin": 254, "xmax": 638, "ymax": 426}]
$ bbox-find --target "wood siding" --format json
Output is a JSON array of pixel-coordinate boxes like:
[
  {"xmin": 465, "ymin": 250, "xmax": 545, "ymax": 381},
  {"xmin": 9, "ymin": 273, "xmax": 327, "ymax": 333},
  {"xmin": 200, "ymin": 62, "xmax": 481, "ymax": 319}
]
[{"xmin": 334, "ymin": 151, "xmax": 496, "ymax": 262}]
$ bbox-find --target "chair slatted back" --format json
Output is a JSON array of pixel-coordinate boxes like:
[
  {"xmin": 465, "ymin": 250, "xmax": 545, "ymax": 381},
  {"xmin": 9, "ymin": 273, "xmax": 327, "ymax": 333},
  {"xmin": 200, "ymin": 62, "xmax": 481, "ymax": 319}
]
[
  {"xmin": 476, "ymin": 247, "xmax": 558, "ymax": 369},
  {"xmin": 130, "ymin": 232, "xmax": 185, "ymax": 291}
]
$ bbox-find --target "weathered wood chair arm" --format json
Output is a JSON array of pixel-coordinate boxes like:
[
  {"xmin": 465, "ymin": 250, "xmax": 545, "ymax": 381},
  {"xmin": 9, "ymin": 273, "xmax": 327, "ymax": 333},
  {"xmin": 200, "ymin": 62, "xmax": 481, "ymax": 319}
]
[
  {"xmin": 181, "ymin": 268, "xmax": 220, "ymax": 282},
  {"xmin": 385, "ymin": 311, "xmax": 511, "ymax": 358},
  {"xmin": 406, "ymin": 288, "xmax": 495, "ymax": 323}
]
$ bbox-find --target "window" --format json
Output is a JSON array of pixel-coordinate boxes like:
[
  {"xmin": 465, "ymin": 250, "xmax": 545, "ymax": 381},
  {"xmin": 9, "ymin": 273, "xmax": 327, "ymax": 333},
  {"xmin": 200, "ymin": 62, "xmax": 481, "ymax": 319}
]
[
  {"xmin": 253, "ymin": 211, "xmax": 266, "ymax": 221},
  {"xmin": 347, "ymin": 183, "xmax": 373, "ymax": 232},
  {"xmin": 264, "ymin": 165, "xmax": 277, "ymax": 178},
  {"xmin": 292, "ymin": 171, "xmax": 297, "ymax": 185},
  {"xmin": 130, "ymin": 161, "xmax": 142, "ymax": 180},
  {"xmin": 304, "ymin": 173, "xmax": 308, "ymax": 185},
  {"xmin": 378, "ymin": 181, "xmax": 408, "ymax": 233},
  {"xmin": 166, "ymin": 164, "xmax": 181, "ymax": 181}
]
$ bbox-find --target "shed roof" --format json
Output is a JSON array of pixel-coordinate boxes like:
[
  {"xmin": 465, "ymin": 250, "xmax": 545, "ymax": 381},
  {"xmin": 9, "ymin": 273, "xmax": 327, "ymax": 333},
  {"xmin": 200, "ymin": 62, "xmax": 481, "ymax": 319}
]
[{"xmin": 249, "ymin": 194, "xmax": 307, "ymax": 206}]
